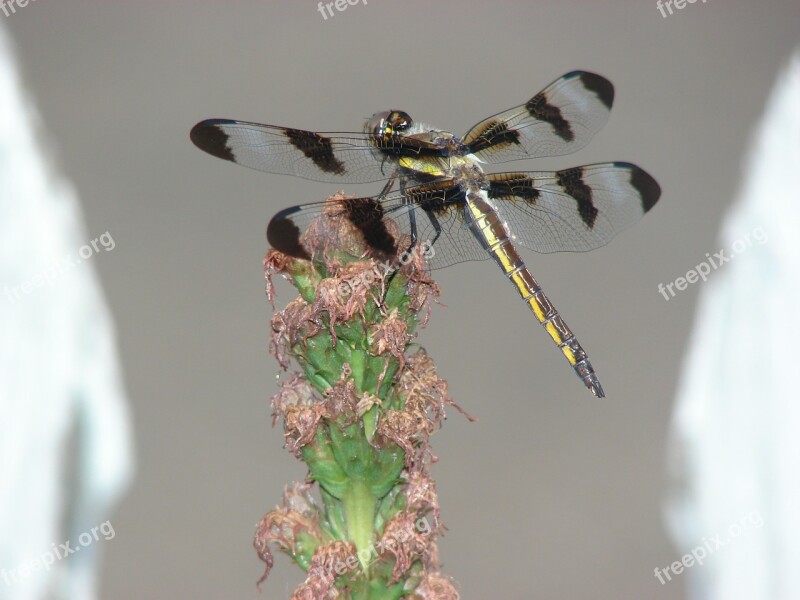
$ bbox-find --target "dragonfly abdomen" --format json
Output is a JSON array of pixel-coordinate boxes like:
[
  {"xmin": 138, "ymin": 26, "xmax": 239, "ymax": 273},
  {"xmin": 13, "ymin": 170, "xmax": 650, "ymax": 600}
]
[{"xmin": 463, "ymin": 192, "xmax": 605, "ymax": 398}]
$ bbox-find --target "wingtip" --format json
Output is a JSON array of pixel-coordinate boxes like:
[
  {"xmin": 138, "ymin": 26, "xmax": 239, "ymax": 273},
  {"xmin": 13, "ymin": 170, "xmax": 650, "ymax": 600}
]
[
  {"xmin": 564, "ymin": 70, "xmax": 615, "ymax": 110},
  {"xmin": 630, "ymin": 166, "xmax": 662, "ymax": 213},
  {"xmin": 580, "ymin": 72, "xmax": 615, "ymax": 110},
  {"xmin": 267, "ymin": 206, "xmax": 312, "ymax": 260},
  {"xmin": 189, "ymin": 119, "xmax": 235, "ymax": 161}
]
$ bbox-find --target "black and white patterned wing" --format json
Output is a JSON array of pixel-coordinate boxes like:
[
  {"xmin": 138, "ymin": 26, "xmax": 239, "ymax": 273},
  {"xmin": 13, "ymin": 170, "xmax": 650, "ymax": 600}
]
[
  {"xmin": 486, "ymin": 162, "xmax": 661, "ymax": 253},
  {"xmin": 463, "ymin": 71, "xmax": 615, "ymax": 164},
  {"xmin": 190, "ymin": 119, "xmax": 443, "ymax": 184},
  {"xmin": 266, "ymin": 184, "xmax": 489, "ymax": 270}
]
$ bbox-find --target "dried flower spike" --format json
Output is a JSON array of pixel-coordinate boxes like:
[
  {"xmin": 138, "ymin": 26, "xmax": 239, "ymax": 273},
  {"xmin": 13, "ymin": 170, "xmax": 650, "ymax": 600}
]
[{"xmin": 256, "ymin": 193, "xmax": 466, "ymax": 599}]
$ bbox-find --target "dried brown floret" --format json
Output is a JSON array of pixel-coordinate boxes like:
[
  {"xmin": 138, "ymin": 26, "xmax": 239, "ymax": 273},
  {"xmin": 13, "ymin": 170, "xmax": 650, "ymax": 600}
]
[
  {"xmin": 312, "ymin": 277, "xmax": 370, "ymax": 344},
  {"xmin": 412, "ymin": 572, "xmax": 460, "ymax": 600},
  {"xmin": 377, "ymin": 409, "xmax": 431, "ymax": 467},
  {"xmin": 324, "ymin": 373, "xmax": 359, "ymax": 419},
  {"xmin": 370, "ymin": 307, "xmax": 412, "ymax": 371},
  {"xmin": 254, "ymin": 482, "xmax": 324, "ymax": 587},
  {"xmin": 291, "ymin": 540, "xmax": 356, "ymax": 600},
  {"xmin": 399, "ymin": 350, "xmax": 476, "ymax": 427},
  {"xmin": 379, "ymin": 509, "xmax": 437, "ymax": 581}
]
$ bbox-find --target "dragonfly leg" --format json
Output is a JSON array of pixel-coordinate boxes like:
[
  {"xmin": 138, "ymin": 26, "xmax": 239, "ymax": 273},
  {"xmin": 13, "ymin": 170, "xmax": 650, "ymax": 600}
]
[
  {"xmin": 382, "ymin": 180, "xmax": 418, "ymax": 301},
  {"xmin": 376, "ymin": 174, "xmax": 397, "ymax": 202},
  {"xmin": 423, "ymin": 208, "xmax": 443, "ymax": 249}
]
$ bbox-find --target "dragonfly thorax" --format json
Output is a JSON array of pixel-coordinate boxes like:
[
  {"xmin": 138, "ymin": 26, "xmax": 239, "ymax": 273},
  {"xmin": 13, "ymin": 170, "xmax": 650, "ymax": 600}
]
[{"xmin": 449, "ymin": 161, "xmax": 489, "ymax": 193}]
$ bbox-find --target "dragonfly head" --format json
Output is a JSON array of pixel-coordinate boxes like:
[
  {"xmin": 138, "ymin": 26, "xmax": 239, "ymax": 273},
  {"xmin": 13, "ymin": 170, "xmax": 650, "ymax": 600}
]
[{"xmin": 365, "ymin": 110, "xmax": 413, "ymax": 138}]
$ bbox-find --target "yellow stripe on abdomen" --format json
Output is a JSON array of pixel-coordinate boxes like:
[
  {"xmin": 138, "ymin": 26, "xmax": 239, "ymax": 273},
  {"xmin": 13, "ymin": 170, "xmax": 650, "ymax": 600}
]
[{"xmin": 464, "ymin": 192, "xmax": 605, "ymax": 397}]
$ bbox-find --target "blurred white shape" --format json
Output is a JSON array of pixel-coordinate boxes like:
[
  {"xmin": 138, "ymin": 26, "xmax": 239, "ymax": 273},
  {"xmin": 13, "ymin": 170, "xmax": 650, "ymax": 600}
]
[
  {"xmin": 667, "ymin": 50, "xmax": 800, "ymax": 599},
  {"xmin": 0, "ymin": 26, "xmax": 133, "ymax": 600}
]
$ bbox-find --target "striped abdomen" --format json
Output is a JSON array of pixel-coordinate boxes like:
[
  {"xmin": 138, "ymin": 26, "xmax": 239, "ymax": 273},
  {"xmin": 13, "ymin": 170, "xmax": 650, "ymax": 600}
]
[{"xmin": 463, "ymin": 191, "xmax": 605, "ymax": 397}]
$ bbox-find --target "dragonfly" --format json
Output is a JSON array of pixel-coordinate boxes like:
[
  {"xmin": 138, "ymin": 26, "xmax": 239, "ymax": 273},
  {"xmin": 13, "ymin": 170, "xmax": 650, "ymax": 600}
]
[{"xmin": 190, "ymin": 70, "xmax": 660, "ymax": 397}]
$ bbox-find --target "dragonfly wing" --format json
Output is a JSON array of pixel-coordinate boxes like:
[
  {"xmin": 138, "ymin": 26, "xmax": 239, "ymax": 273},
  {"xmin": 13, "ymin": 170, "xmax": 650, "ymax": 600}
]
[
  {"xmin": 267, "ymin": 183, "xmax": 490, "ymax": 270},
  {"xmin": 486, "ymin": 162, "xmax": 661, "ymax": 253},
  {"xmin": 463, "ymin": 71, "xmax": 614, "ymax": 163},
  {"xmin": 192, "ymin": 119, "xmax": 400, "ymax": 183}
]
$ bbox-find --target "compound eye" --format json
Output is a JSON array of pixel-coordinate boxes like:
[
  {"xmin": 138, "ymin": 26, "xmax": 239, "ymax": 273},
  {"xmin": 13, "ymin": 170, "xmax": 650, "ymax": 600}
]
[
  {"xmin": 388, "ymin": 111, "xmax": 412, "ymax": 132},
  {"xmin": 365, "ymin": 111, "xmax": 392, "ymax": 135}
]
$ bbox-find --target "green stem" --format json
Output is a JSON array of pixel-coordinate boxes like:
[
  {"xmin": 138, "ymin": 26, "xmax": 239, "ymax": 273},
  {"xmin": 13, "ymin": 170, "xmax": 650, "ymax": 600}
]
[
  {"xmin": 341, "ymin": 478, "xmax": 377, "ymax": 574},
  {"xmin": 350, "ymin": 346, "xmax": 367, "ymax": 392}
]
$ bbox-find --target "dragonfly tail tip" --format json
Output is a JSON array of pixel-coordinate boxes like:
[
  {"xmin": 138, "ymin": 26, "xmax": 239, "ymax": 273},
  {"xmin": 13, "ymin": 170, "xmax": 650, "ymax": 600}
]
[{"xmin": 588, "ymin": 379, "xmax": 605, "ymax": 398}]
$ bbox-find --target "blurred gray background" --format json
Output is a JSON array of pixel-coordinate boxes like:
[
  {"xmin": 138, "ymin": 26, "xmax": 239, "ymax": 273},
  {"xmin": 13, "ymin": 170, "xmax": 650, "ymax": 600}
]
[{"xmin": 6, "ymin": 1, "xmax": 799, "ymax": 598}]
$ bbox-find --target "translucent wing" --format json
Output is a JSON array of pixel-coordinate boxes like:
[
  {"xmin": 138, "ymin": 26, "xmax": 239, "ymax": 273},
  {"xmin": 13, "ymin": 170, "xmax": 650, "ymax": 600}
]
[
  {"xmin": 463, "ymin": 71, "xmax": 614, "ymax": 163},
  {"xmin": 190, "ymin": 118, "xmax": 443, "ymax": 184},
  {"xmin": 266, "ymin": 183, "xmax": 489, "ymax": 270},
  {"xmin": 486, "ymin": 162, "xmax": 661, "ymax": 253},
  {"xmin": 267, "ymin": 163, "xmax": 660, "ymax": 267}
]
